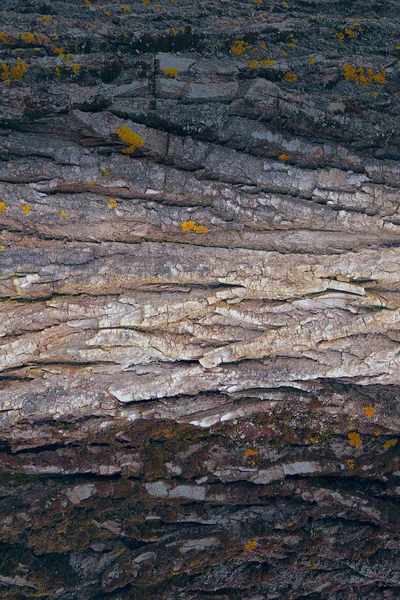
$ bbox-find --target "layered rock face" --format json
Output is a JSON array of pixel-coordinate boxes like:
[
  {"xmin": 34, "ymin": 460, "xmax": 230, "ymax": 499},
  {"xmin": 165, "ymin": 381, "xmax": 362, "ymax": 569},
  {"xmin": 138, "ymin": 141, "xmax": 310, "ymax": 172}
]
[{"xmin": 1, "ymin": 0, "xmax": 400, "ymax": 598}]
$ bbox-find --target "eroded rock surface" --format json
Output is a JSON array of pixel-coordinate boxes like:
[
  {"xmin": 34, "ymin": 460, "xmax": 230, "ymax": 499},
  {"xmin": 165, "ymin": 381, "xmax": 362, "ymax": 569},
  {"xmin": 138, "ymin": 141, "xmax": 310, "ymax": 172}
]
[{"xmin": 1, "ymin": 0, "xmax": 400, "ymax": 598}]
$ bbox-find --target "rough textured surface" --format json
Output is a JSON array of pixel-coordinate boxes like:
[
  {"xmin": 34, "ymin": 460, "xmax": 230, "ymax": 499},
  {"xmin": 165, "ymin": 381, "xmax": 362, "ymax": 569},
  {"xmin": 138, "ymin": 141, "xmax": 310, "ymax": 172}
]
[{"xmin": 1, "ymin": 0, "xmax": 400, "ymax": 598}]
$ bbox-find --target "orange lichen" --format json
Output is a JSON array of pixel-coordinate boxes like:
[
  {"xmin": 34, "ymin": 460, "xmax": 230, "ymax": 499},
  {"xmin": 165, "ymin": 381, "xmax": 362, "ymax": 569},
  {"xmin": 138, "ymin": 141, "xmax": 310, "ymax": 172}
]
[
  {"xmin": 87, "ymin": 181, "xmax": 96, "ymax": 185},
  {"xmin": 345, "ymin": 459, "xmax": 355, "ymax": 469},
  {"xmin": 342, "ymin": 65, "xmax": 387, "ymax": 86},
  {"xmin": 374, "ymin": 430, "xmax": 381, "ymax": 437},
  {"xmin": 60, "ymin": 210, "xmax": 68, "ymax": 217},
  {"xmin": 142, "ymin": 0, "xmax": 150, "ymax": 3},
  {"xmin": 181, "ymin": 220, "xmax": 209, "ymax": 234},
  {"xmin": 108, "ymin": 198, "xmax": 118, "ymax": 208},
  {"xmin": 0, "ymin": 32, "xmax": 15, "ymax": 45},
  {"xmin": 364, "ymin": 406, "xmax": 375, "ymax": 419},
  {"xmin": 287, "ymin": 521, "xmax": 293, "ymax": 527},
  {"xmin": 245, "ymin": 540, "xmax": 257, "ymax": 551},
  {"xmin": 0, "ymin": 201, "xmax": 6, "ymax": 211},
  {"xmin": 1, "ymin": 60, "xmax": 27, "ymax": 84},
  {"xmin": 248, "ymin": 59, "xmax": 276, "ymax": 68},
  {"xmin": 164, "ymin": 67, "xmax": 178, "ymax": 77},
  {"xmin": 278, "ymin": 153, "xmax": 291, "ymax": 162},
  {"xmin": 231, "ymin": 40, "xmax": 250, "ymax": 55},
  {"xmin": 383, "ymin": 439, "xmax": 397, "ymax": 450},
  {"xmin": 348, "ymin": 431, "xmax": 362, "ymax": 447},
  {"xmin": 116, "ymin": 125, "xmax": 145, "ymax": 154},
  {"xmin": 284, "ymin": 72, "xmax": 297, "ymax": 82},
  {"xmin": 53, "ymin": 46, "xmax": 65, "ymax": 57},
  {"xmin": 371, "ymin": 90, "xmax": 378, "ymax": 99},
  {"xmin": 244, "ymin": 449, "xmax": 258, "ymax": 456},
  {"xmin": 254, "ymin": 0, "xmax": 263, "ymax": 4},
  {"xmin": 310, "ymin": 560, "xmax": 317, "ymax": 569},
  {"xmin": 21, "ymin": 204, "xmax": 31, "ymax": 214}
]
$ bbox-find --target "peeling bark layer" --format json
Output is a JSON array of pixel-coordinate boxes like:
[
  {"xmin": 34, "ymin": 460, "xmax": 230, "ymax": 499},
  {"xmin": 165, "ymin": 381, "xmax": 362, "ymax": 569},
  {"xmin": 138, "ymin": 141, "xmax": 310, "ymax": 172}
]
[{"xmin": 1, "ymin": 0, "xmax": 400, "ymax": 598}]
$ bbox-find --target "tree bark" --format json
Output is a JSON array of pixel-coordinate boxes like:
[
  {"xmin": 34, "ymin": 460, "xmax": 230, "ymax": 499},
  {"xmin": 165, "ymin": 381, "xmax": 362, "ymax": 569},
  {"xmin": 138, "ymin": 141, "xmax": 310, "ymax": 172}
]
[{"xmin": 1, "ymin": 0, "xmax": 400, "ymax": 598}]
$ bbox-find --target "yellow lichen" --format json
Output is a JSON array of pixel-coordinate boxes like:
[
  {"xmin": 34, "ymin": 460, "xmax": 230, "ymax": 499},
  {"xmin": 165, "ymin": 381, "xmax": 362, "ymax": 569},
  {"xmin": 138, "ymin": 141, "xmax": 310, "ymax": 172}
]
[
  {"xmin": 54, "ymin": 66, "xmax": 61, "ymax": 77},
  {"xmin": 282, "ymin": 1, "xmax": 289, "ymax": 7},
  {"xmin": 71, "ymin": 64, "xmax": 80, "ymax": 73},
  {"xmin": 60, "ymin": 210, "xmax": 68, "ymax": 217},
  {"xmin": 164, "ymin": 67, "xmax": 178, "ymax": 77},
  {"xmin": 308, "ymin": 57, "xmax": 316, "ymax": 64},
  {"xmin": 254, "ymin": 0, "xmax": 263, "ymax": 4},
  {"xmin": 278, "ymin": 153, "xmax": 291, "ymax": 162},
  {"xmin": 87, "ymin": 181, "xmax": 96, "ymax": 185},
  {"xmin": 345, "ymin": 459, "xmax": 355, "ymax": 469},
  {"xmin": 181, "ymin": 220, "xmax": 209, "ymax": 234},
  {"xmin": 364, "ymin": 406, "xmax": 375, "ymax": 419},
  {"xmin": 371, "ymin": 90, "xmax": 378, "ymax": 99},
  {"xmin": 248, "ymin": 59, "xmax": 276, "ymax": 68},
  {"xmin": 102, "ymin": 167, "xmax": 110, "ymax": 175},
  {"xmin": 244, "ymin": 449, "xmax": 258, "ymax": 456},
  {"xmin": 108, "ymin": 198, "xmax": 118, "ymax": 208},
  {"xmin": 348, "ymin": 431, "xmax": 362, "ymax": 447},
  {"xmin": 105, "ymin": 10, "xmax": 112, "ymax": 16},
  {"xmin": 142, "ymin": 0, "xmax": 150, "ymax": 3},
  {"xmin": 0, "ymin": 245, "xmax": 5, "ymax": 251},
  {"xmin": 21, "ymin": 203, "xmax": 31, "ymax": 214},
  {"xmin": 287, "ymin": 521, "xmax": 293, "ymax": 527},
  {"xmin": 0, "ymin": 201, "xmax": 6, "ymax": 211},
  {"xmin": 116, "ymin": 125, "xmax": 145, "ymax": 154},
  {"xmin": 372, "ymin": 70, "xmax": 386, "ymax": 84},
  {"xmin": 383, "ymin": 439, "xmax": 397, "ymax": 450},
  {"xmin": 310, "ymin": 560, "xmax": 317, "ymax": 569},
  {"xmin": 121, "ymin": 5, "xmax": 132, "ymax": 12},
  {"xmin": 374, "ymin": 430, "xmax": 381, "ymax": 437},
  {"xmin": 245, "ymin": 540, "xmax": 257, "ymax": 551},
  {"xmin": 395, "ymin": 44, "xmax": 400, "ymax": 50},
  {"xmin": 345, "ymin": 28, "xmax": 355, "ymax": 38},
  {"xmin": 284, "ymin": 72, "xmax": 297, "ymax": 82},
  {"xmin": 20, "ymin": 32, "xmax": 38, "ymax": 44},
  {"xmin": 40, "ymin": 15, "xmax": 52, "ymax": 23}
]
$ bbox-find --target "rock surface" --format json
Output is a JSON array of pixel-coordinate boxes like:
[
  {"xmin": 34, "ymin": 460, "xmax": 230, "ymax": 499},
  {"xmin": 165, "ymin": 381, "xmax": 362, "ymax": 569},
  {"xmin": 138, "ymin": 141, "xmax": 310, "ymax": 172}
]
[{"xmin": 0, "ymin": 0, "xmax": 400, "ymax": 598}]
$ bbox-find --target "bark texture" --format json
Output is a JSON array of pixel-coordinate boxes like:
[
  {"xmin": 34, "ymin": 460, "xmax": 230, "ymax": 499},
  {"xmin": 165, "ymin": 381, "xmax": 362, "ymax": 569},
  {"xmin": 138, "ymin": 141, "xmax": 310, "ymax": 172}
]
[{"xmin": 1, "ymin": 0, "xmax": 400, "ymax": 598}]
